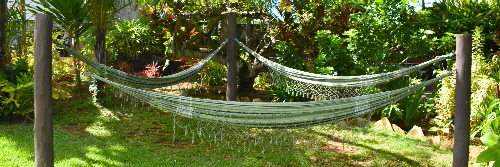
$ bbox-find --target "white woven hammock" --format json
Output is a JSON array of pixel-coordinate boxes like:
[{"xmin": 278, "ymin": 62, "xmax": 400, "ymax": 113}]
[{"xmin": 53, "ymin": 39, "xmax": 227, "ymax": 88}]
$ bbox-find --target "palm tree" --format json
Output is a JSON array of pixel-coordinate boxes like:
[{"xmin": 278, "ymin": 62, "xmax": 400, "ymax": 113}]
[
  {"xmin": 32, "ymin": 0, "xmax": 90, "ymax": 90},
  {"xmin": 85, "ymin": 0, "xmax": 130, "ymax": 99}
]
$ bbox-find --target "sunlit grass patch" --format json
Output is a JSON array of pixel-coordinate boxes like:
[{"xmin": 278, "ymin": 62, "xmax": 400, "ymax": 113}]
[{"xmin": 0, "ymin": 95, "xmax": 460, "ymax": 167}]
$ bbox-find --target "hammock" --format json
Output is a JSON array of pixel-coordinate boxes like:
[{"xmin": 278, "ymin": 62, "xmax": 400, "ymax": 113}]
[
  {"xmin": 85, "ymin": 71, "xmax": 453, "ymax": 129},
  {"xmin": 235, "ymin": 39, "xmax": 452, "ymax": 98},
  {"xmin": 53, "ymin": 39, "xmax": 228, "ymax": 88}
]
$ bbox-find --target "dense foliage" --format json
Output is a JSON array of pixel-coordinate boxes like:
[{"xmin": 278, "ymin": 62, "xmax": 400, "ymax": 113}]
[{"xmin": 2, "ymin": 2, "xmax": 500, "ymax": 162}]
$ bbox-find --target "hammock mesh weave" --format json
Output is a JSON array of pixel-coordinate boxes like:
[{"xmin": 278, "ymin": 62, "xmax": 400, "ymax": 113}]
[
  {"xmin": 236, "ymin": 39, "xmax": 452, "ymax": 99},
  {"xmin": 60, "ymin": 37, "xmax": 454, "ymax": 129},
  {"xmin": 54, "ymin": 39, "xmax": 227, "ymax": 88},
  {"xmin": 86, "ymin": 71, "xmax": 452, "ymax": 129}
]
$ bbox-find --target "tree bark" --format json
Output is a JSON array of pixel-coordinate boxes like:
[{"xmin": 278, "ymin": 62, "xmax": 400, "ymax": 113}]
[
  {"xmin": 18, "ymin": 0, "xmax": 26, "ymax": 59},
  {"xmin": 169, "ymin": 10, "xmax": 272, "ymax": 96},
  {"xmin": 95, "ymin": 28, "xmax": 107, "ymax": 99},
  {"xmin": 453, "ymin": 34, "xmax": 472, "ymax": 167},
  {"xmin": 71, "ymin": 37, "xmax": 82, "ymax": 90},
  {"xmin": 226, "ymin": 13, "xmax": 237, "ymax": 101},
  {"xmin": 0, "ymin": 0, "xmax": 7, "ymax": 71},
  {"xmin": 34, "ymin": 14, "xmax": 54, "ymax": 167}
]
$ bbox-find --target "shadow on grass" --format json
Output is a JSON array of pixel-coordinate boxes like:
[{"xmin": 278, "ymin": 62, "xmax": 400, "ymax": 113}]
[
  {"xmin": 0, "ymin": 87, "xmax": 452, "ymax": 167},
  {"xmin": 306, "ymin": 125, "xmax": 452, "ymax": 166}
]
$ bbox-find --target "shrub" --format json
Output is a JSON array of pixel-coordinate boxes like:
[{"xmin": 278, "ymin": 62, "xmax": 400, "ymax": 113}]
[
  {"xmin": 199, "ymin": 60, "xmax": 226, "ymax": 86},
  {"xmin": 435, "ymin": 26, "xmax": 500, "ymax": 135},
  {"xmin": 313, "ymin": 30, "xmax": 357, "ymax": 76},
  {"xmin": 0, "ymin": 71, "xmax": 34, "ymax": 117},
  {"xmin": 107, "ymin": 19, "xmax": 160, "ymax": 62}
]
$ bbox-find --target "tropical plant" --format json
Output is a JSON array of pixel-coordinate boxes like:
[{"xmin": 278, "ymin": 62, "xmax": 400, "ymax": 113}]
[
  {"xmin": 471, "ymin": 98, "xmax": 500, "ymax": 138},
  {"xmin": 397, "ymin": 87, "xmax": 427, "ymax": 127},
  {"xmin": 0, "ymin": 71, "xmax": 33, "ymax": 117},
  {"xmin": 253, "ymin": 72, "xmax": 271, "ymax": 88},
  {"xmin": 267, "ymin": 88, "xmax": 306, "ymax": 102},
  {"xmin": 476, "ymin": 132, "xmax": 500, "ymax": 166},
  {"xmin": 470, "ymin": 70, "xmax": 500, "ymax": 138},
  {"xmin": 85, "ymin": 0, "xmax": 129, "ymax": 99},
  {"xmin": 199, "ymin": 60, "xmax": 226, "ymax": 86},
  {"xmin": 313, "ymin": 30, "xmax": 356, "ymax": 75},
  {"xmin": 274, "ymin": 41, "xmax": 307, "ymax": 71},
  {"xmin": 435, "ymin": 27, "xmax": 500, "ymax": 132},
  {"xmin": 346, "ymin": 0, "xmax": 436, "ymax": 74},
  {"xmin": 107, "ymin": 19, "xmax": 159, "ymax": 62},
  {"xmin": 31, "ymin": 0, "xmax": 90, "ymax": 90},
  {"xmin": 429, "ymin": 119, "xmax": 453, "ymax": 137}
]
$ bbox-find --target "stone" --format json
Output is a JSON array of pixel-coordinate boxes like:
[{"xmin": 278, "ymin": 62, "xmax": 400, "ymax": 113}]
[
  {"xmin": 440, "ymin": 143, "xmax": 453, "ymax": 152},
  {"xmin": 253, "ymin": 98, "xmax": 262, "ymax": 102},
  {"xmin": 426, "ymin": 136, "xmax": 441, "ymax": 146},
  {"xmin": 347, "ymin": 118, "xmax": 370, "ymax": 127},
  {"xmin": 407, "ymin": 125, "xmax": 425, "ymax": 139},
  {"xmin": 372, "ymin": 117, "xmax": 393, "ymax": 131},
  {"xmin": 240, "ymin": 97, "xmax": 250, "ymax": 102},
  {"xmin": 392, "ymin": 124, "xmax": 406, "ymax": 135}
]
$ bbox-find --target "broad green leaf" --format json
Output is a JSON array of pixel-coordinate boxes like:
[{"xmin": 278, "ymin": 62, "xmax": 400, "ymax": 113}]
[
  {"xmin": 52, "ymin": 93, "xmax": 60, "ymax": 100},
  {"xmin": 481, "ymin": 133, "xmax": 500, "ymax": 147},
  {"xmin": 428, "ymin": 127, "xmax": 440, "ymax": 131},
  {"xmin": 476, "ymin": 148, "xmax": 500, "ymax": 163}
]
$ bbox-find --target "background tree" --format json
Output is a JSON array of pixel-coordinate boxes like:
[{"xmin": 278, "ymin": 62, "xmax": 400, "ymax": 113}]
[
  {"xmin": 0, "ymin": 0, "xmax": 6, "ymax": 72},
  {"xmin": 84, "ymin": 0, "xmax": 128, "ymax": 99},
  {"xmin": 139, "ymin": 0, "xmax": 273, "ymax": 94}
]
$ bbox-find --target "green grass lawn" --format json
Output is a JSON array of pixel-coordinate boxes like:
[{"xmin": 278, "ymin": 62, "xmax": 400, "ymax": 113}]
[{"xmin": 0, "ymin": 92, "xmax": 461, "ymax": 166}]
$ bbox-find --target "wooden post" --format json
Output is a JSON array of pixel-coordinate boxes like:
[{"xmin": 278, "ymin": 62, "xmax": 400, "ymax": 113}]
[
  {"xmin": 453, "ymin": 34, "xmax": 472, "ymax": 167},
  {"xmin": 34, "ymin": 14, "xmax": 54, "ymax": 167},
  {"xmin": 226, "ymin": 12, "xmax": 237, "ymax": 101}
]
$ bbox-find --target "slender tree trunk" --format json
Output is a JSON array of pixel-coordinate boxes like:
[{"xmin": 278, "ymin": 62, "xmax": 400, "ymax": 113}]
[
  {"xmin": 18, "ymin": 0, "xmax": 26, "ymax": 59},
  {"xmin": 95, "ymin": 28, "xmax": 106, "ymax": 99},
  {"xmin": 0, "ymin": 0, "xmax": 6, "ymax": 71},
  {"xmin": 71, "ymin": 37, "xmax": 82, "ymax": 90}
]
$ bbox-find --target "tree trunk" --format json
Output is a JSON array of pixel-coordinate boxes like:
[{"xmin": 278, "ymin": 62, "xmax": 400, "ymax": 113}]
[
  {"xmin": 94, "ymin": 28, "xmax": 106, "ymax": 99},
  {"xmin": 18, "ymin": 0, "xmax": 26, "ymax": 59},
  {"xmin": 71, "ymin": 37, "xmax": 82, "ymax": 90},
  {"xmin": 0, "ymin": 0, "xmax": 6, "ymax": 71},
  {"xmin": 0, "ymin": 0, "xmax": 6, "ymax": 98}
]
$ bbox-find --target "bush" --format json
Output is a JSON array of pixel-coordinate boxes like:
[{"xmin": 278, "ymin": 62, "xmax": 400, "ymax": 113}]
[
  {"xmin": 313, "ymin": 30, "xmax": 357, "ymax": 76},
  {"xmin": 199, "ymin": 60, "xmax": 226, "ymax": 86},
  {"xmin": 107, "ymin": 19, "xmax": 160, "ymax": 62},
  {"xmin": 0, "ymin": 71, "xmax": 34, "ymax": 117},
  {"xmin": 435, "ymin": 26, "xmax": 500, "ymax": 136}
]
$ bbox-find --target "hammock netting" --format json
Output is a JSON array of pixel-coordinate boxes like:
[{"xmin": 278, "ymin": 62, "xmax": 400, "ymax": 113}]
[
  {"xmin": 235, "ymin": 39, "xmax": 453, "ymax": 99},
  {"xmin": 86, "ymin": 71, "xmax": 452, "ymax": 129},
  {"xmin": 54, "ymin": 37, "xmax": 457, "ymax": 152},
  {"xmin": 53, "ymin": 39, "xmax": 227, "ymax": 88}
]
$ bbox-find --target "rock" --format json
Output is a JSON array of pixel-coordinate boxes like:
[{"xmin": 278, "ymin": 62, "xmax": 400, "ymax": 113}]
[
  {"xmin": 347, "ymin": 118, "xmax": 370, "ymax": 127},
  {"xmin": 372, "ymin": 117, "xmax": 392, "ymax": 131},
  {"xmin": 392, "ymin": 124, "xmax": 406, "ymax": 135},
  {"xmin": 440, "ymin": 142, "xmax": 453, "ymax": 152},
  {"xmin": 253, "ymin": 98, "xmax": 262, "ymax": 102},
  {"xmin": 240, "ymin": 97, "xmax": 250, "ymax": 102},
  {"xmin": 426, "ymin": 136, "xmax": 441, "ymax": 146},
  {"xmin": 337, "ymin": 121, "xmax": 349, "ymax": 129},
  {"xmin": 407, "ymin": 125, "xmax": 425, "ymax": 139}
]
